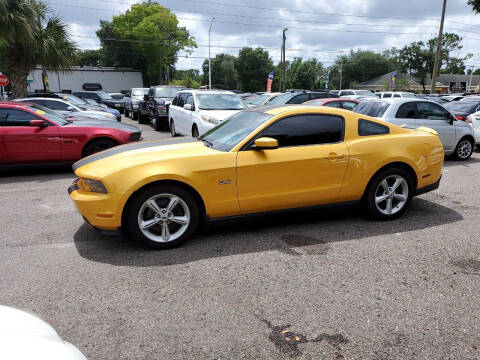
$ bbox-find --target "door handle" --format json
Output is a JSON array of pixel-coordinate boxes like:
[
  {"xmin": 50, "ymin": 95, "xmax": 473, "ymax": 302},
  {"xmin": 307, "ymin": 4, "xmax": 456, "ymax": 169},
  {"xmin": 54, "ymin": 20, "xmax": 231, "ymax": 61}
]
[{"xmin": 328, "ymin": 152, "xmax": 344, "ymax": 160}]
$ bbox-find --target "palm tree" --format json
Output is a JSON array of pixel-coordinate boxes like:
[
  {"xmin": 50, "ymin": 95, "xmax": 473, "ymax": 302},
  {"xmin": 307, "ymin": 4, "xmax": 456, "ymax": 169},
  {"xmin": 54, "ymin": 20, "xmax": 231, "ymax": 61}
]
[{"xmin": 0, "ymin": 0, "xmax": 76, "ymax": 98}]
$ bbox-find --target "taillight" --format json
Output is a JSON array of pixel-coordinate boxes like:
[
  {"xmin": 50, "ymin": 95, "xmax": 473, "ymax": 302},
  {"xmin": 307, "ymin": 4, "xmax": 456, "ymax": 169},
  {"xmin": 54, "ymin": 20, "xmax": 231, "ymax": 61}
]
[
  {"xmin": 456, "ymin": 115, "xmax": 464, "ymax": 121},
  {"xmin": 465, "ymin": 116, "xmax": 472, "ymax": 124}
]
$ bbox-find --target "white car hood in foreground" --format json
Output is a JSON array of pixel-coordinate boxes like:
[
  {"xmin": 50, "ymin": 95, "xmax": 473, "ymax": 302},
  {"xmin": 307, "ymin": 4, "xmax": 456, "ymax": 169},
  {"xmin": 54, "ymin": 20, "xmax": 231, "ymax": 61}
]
[
  {"xmin": 198, "ymin": 109, "xmax": 242, "ymax": 121},
  {"xmin": 0, "ymin": 305, "xmax": 87, "ymax": 360}
]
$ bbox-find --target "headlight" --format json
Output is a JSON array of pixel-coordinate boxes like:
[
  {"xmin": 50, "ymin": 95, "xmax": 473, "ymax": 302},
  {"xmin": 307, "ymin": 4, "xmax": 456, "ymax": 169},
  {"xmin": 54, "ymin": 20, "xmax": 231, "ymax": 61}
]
[
  {"xmin": 201, "ymin": 115, "xmax": 219, "ymax": 124},
  {"xmin": 82, "ymin": 178, "xmax": 108, "ymax": 194},
  {"xmin": 132, "ymin": 99, "xmax": 139, "ymax": 105},
  {"xmin": 158, "ymin": 105, "xmax": 167, "ymax": 114}
]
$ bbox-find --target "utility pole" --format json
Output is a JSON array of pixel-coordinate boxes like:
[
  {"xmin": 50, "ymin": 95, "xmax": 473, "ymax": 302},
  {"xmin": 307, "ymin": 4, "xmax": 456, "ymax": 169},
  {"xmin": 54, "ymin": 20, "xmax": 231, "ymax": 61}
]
[
  {"xmin": 282, "ymin": 28, "xmax": 288, "ymax": 92},
  {"xmin": 208, "ymin": 17, "xmax": 215, "ymax": 89},
  {"xmin": 279, "ymin": 44, "xmax": 284, "ymax": 92},
  {"xmin": 430, "ymin": 0, "xmax": 447, "ymax": 94},
  {"xmin": 339, "ymin": 64, "xmax": 343, "ymax": 90}
]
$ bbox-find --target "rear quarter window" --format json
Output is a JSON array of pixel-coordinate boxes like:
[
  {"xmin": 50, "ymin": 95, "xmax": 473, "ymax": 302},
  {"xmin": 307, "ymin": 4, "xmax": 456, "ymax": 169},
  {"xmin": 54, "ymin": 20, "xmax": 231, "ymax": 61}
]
[
  {"xmin": 355, "ymin": 101, "xmax": 391, "ymax": 118},
  {"xmin": 358, "ymin": 119, "xmax": 390, "ymax": 136}
]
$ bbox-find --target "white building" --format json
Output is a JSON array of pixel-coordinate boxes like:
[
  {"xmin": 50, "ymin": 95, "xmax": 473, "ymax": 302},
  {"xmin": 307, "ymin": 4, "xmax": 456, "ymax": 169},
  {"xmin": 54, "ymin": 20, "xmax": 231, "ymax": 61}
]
[{"xmin": 28, "ymin": 66, "xmax": 143, "ymax": 93}]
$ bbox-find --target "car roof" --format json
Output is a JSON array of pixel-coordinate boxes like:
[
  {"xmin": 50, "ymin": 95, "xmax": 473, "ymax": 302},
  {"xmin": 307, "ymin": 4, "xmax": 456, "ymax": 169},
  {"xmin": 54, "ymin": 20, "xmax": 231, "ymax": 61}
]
[
  {"xmin": 0, "ymin": 101, "xmax": 32, "ymax": 108},
  {"xmin": 178, "ymin": 89, "xmax": 235, "ymax": 95},
  {"xmin": 17, "ymin": 97, "xmax": 65, "ymax": 102}
]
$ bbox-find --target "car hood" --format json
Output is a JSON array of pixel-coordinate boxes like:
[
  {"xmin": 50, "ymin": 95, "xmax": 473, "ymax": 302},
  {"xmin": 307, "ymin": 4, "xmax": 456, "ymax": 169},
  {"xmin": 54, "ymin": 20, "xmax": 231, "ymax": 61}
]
[
  {"xmin": 67, "ymin": 111, "xmax": 116, "ymax": 121},
  {"xmin": 198, "ymin": 109, "xmax": 243, "ymax": 120},
  {"xmin": 64, "ymin": 119, "xmax": 140, "ymax": 132},
  {"xmin": 0, "ymin": 306, "xmax": 87, "ymax": 360},
  {"xmin": 73, "ymin": 138, "xmax": 216, "ymax": 178}
]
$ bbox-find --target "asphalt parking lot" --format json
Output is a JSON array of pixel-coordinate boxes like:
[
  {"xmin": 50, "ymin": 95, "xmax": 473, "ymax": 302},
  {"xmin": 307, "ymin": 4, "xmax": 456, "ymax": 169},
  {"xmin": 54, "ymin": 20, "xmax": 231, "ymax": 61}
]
[{"xmin": 0, "ymin": 116, "xmax": 479, "ymax": 359}]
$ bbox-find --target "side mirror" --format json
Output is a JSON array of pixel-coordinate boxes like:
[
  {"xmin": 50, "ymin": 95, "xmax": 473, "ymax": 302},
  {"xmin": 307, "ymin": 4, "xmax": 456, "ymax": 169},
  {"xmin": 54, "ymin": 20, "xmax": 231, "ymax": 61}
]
[
  {"xmin": 252, "ymin": 137, "xmax": 279, "ymax": 150},
  {"xmin": 144, "ymin": 94, "xmax": 149, "ymax": 101},
  {"xmin": 183, "ymin": 104, "xmax": 193, "ymax": 111},
  {"xmin": 67, "ymin": 106, "xmax": 74, "ymax": 111},
  {"xmin": 30, "ymin": 119, "xmax": 46, "ymax": 127}
]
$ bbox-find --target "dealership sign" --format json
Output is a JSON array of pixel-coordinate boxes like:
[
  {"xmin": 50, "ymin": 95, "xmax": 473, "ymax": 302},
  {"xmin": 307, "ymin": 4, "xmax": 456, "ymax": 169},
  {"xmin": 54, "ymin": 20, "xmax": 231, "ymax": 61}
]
[
  {"xmin": 0, "ymin": 74, "xmax": 8, "ymax": 87},
  {"xmin": 449, "ymin": 81, "xmax": 467, "ymax": 93}
]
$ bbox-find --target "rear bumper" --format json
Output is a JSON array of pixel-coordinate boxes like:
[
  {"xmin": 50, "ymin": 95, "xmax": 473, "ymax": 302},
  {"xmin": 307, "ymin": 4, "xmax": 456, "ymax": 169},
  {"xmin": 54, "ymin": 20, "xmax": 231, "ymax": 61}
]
[{"xmin": 414, "ymin": 176, "xmax": 441, "ymax": 196}]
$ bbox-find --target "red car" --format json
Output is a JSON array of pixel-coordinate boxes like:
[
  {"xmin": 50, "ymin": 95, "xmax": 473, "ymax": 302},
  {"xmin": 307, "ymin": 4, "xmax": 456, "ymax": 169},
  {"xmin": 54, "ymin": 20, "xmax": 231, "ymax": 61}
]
[
  {"xmin": 304, "ymin": 98, "xmax": 360, "ymax": 111},
  {"xmin": 0, "ymin": 102, "xmax": 141, "ymax": 165}
]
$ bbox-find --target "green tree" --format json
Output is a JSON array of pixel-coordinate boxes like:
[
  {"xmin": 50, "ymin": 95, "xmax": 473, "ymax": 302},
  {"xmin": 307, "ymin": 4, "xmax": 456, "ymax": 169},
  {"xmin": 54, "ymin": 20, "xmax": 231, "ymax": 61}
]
[
  {"xmin": 285, "ymin": 58, "xmax": 325, "ymax": 90},
  {"xmin": 202, "ymin": 53, "xmax": 239, "ymax": 89},
  {"xmin": 330, "ymin": 50, "xmax": 395, "ymax": 89},
  {"xmin": 98, "ymin": 2, "xmax": 196, "ymax": 86},
  {"xmin": 468, "ymin": 0, "xmax": 480, "ymax": 12},
  {"xmin": 170, "ymin": 68, "xmax": 202, "ymax": 88},
  {"xmin": 235, "ymin": 47, "xmax": 273, "ymax": 92},
  {"xmin": 74, "ymin": 49, "xmax": 102, "ymax": 67},
  {"xmin": 0, "ymin": 0, "xmax": 76, "ymax": 98}
]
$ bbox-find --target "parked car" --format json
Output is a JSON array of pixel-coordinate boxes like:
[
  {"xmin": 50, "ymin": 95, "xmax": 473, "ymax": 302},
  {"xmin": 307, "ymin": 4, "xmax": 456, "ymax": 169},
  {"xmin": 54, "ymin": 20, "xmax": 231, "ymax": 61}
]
[
  {"xmin": 0, "ymin": 102, "xmax": 142, "ymax": 165},
  {"xmin": 377, "ymin": 92, "xmax": 416, "ymax": 99},
  {"xmin": 109, "ymin": 92, "xmax": 125, "ymax": 100},
  {"xmin": 328, "ymin": 90, "xmax": 340, "ymax": 96},
  {"xmin": 444, "ymin": 99, "xmax": 480, "ymax": 121},
  {"xmin": 355, "ymin": 98, "xmax": 475, "ymax": 160},
  {"xmin": 267, "ymin": 91, "xmax": 336, "ymax": 106},
  {"xmin": 169, "ymin": 90, "xmax": 247, "ymax": 137},
  {"xmin": 124, "ymin": 87, "xmax": 149, "ymax": 120},
  {"xmin": 416, "ymin": 95, "xmax": 449, "ymax": 105},
  {"xmin": 465, "ymin": 111, "xmax": 480, "ymax": 149},
  {"xmin": 0, "ymin": 305, "xmax": 87, "ymax": 360},
  {"xmin": 73, "ymin": 91, "xmax": 125, "ymax": 114},
  {"xmin": 442, "ymin": 95, "xmax": 464, "ymax": 102},
  {"xmin": 304, "ymin": 98, "xmax": 360, "ymax": 111},
  {"xmin": 47, "ymin": 93, "xmax": 122, "ymax": 121},
  {"xmin": 245, "ymin": 92, "xmax": 282, "ymax": 107},
  {"xmin": 15, "ymin": 97, "xmax": 117, "ymax": 121},
  {"xmin": 138, "ymin": 85, "xmax": 187, "ymax": 130},
  {"xmin": 338, "ymin": 89, "xmax": 376, "ymax": 97},
  {"xmin": 69, "ymin": 104, "xmax": 444, "ymax": 249}
]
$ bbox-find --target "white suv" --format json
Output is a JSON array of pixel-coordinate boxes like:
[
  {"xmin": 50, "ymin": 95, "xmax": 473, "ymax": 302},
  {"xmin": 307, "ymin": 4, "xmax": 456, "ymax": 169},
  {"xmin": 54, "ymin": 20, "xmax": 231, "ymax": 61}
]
[{"xmin": 168, "ymin": 90, "xmax": 247, "ymax": 137}]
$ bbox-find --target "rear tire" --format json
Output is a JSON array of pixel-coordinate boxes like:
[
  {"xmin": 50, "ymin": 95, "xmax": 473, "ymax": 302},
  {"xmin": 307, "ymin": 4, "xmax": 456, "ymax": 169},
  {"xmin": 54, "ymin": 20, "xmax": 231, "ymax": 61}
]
[
  {"xmin": 453, "ymin": 138, "xmax": 474, "ymax": 160},
  {"xmin": 170, "ymin": 119, "xmax": 178, "ymax": 137},
  {"xmin": 126, "ymin": 185, "xmax": 200, "ymax": 249},
  {"xmin": 82, "ymin": 138, "xmax": 118, "ymax": 157},
  {"xmin": 365, "ymin": 167, "xmax": 413, "ymax": 220}
]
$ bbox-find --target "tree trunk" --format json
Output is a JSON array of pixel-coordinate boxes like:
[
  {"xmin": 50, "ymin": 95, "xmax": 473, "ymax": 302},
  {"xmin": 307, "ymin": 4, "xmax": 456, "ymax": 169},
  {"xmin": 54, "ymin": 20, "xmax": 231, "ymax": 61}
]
[{"xmin": 9, "ymin": 65, "xmax": 29, "ymax": 99}]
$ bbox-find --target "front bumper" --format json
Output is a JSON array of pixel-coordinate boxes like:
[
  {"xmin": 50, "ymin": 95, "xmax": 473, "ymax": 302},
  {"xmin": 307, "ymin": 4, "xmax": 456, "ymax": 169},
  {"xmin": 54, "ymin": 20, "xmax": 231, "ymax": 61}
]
[
  {"xmin": 414, "ymin": 175, "xmax": 441, "ymax": 196},
  {"xmin": 69, "ymin": 184, "xmax": 123, "ymax": 231}
]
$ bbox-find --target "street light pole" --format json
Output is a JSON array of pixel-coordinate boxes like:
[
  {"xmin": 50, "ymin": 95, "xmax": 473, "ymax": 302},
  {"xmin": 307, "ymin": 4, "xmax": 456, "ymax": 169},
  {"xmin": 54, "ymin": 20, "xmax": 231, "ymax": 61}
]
[
  {"xmin": 282, "ymin": 28, "xmax": 288, "ymax": 92},
  {"xmin": 208, "ymin": 17, "xmax": 215, "ymax": 89},
  {"xmin": 430, "ymin": 0, "xmax": 447, "ymax": 94}
]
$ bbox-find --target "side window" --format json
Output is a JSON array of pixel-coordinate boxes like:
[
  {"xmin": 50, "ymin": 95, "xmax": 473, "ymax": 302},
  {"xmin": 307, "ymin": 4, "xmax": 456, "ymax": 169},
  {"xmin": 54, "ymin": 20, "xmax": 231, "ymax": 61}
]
[
  {"xmin": 310, "ymin": 93, "xmax": 327, "ymax": 100},
  {"xmin": 417, "ymin": 102, "xmax": 450, "ymax": 120},
  {"xmin": 0, "ymin": 109, "xmax": 36, "ymax": 126},
  {"xmin": 343, "ymin": 91, "xmax": 354, "ymax": 96},
  {"xmin": 172, "ymin": 96, "xmax": 178, "ymax": 106},
  {"xmin": 46, "ymin": 100, "xmax": 69, "ymax": 111},
  {"xmin": 259, "ymin": 114, "xmax": 344, "ymax": 147},
  {"xmin": 358, "ymin": 119, "xmax": 390, "ymax": 136},
  {"xmin": 394, "ymin": 93, "xmax": 401, "ymax": 98},
  {"xmin": 148, "ymin": 89, "xmax": 154, "ymax": 98},
  {"xmin": 177, "ymin": 93, "xmax": 187, "ymax": 107},
  {"xmin": 288, "ymin": 94, "xmax": 310, "ymax": 104},
  {"xmin": 186, "ymin": 95, "xmax": 195, "ymax": 107},
  {"xmin": 383, "ymin": 93, "xmax": 392, "ymax": 98},
  {"xmin": 396, "ymin": 102, "xmax": 417, "ymax": 118},
  {"xmin": 342, "ymin": 101, "xmax": 358, "ymax": 111},
  {"xmin": 325, "ymin": 101, "xmax": 341, "ymax": 108}
]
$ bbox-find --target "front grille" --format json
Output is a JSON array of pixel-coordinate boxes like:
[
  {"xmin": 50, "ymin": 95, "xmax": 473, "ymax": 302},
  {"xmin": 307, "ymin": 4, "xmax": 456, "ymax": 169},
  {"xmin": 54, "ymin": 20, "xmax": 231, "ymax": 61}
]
[{"xmin": 129, "ymin": 131, "xmax": 142, "ymax": 141}]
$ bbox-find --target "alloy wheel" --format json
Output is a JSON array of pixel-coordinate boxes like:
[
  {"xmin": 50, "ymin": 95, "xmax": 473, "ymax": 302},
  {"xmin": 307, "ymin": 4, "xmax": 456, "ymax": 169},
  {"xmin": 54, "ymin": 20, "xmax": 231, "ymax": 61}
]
[
  {"xmin": 456, "ymin": 139, "xmax": 473, "ymax": 159},
  {"xmin": 137, "ymin": 194, "xmax": 190, "ymax": 243},
  {"xmin": 374, "ymin": 175, "xmax": 409, "ymax": 216}
]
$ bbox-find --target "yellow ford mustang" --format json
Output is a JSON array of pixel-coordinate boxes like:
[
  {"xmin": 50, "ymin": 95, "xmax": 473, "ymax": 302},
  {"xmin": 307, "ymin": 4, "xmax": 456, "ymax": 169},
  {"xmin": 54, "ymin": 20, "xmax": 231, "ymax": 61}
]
[{"xmin": 69, "ymin": 105, "xmax": 444, "ymax": 248}]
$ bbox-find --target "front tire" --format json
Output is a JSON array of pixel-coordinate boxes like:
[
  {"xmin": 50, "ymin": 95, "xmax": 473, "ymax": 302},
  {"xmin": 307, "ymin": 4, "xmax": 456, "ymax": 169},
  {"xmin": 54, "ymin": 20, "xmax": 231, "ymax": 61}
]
[
  {"xmin": 154, "ymin": 114, "xmax": 163, "ymax": 131},
  {"xmin": 126, "ymin": 185, "xmax": 200, "ymax": 249},
  {"xmin": 82, "ymin": 138, "xmax": 118, "ymax": 157},
  {"xmin": 138, "ymin": 112, "xmax": 146, "ymax": 124},
  {"xmin": 170, "ymin": 119, "xmax": 178, "ymax": 137},
  {"xmin": 192, "ymin": 124, "xmax": 199, "ymax": 138},
  {"xmin": 454, "ymin": 138, "xmax": 474, "ymax": 160},
  {"xmin": 365, "ymin": 168, "xmax": 413, "ymax": 220},
  {"xmin": 124, "ymin": 106, "xmax": 130, "ymax": 118}
]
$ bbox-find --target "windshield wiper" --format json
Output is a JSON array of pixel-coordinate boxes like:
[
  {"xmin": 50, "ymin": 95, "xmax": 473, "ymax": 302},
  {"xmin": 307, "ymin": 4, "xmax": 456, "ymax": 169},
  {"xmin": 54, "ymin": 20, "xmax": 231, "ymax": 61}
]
[{"xmin": 201, "ymin": 139, "xmax": 213, "ymax": 147}]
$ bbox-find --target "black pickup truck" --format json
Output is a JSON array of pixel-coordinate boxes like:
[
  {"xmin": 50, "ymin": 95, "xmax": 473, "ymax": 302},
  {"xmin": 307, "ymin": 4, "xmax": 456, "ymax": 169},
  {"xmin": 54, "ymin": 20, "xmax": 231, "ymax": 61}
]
[{"xmin": 138, "ymin": 85, "xmax": 187, "ymax": 130}]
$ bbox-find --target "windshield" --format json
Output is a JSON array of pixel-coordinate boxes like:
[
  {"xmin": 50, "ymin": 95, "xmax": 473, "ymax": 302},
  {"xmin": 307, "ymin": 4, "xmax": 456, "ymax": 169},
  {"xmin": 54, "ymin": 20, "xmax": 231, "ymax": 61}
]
[
  {"xmin": 444, "ymin": 102, "xmax": 478, "ymax": 112},
  {"xmin": 27, "ymin": 104, "xmax": 69, "ymax": 125},
  {"xmin": 356, "ymin": 90, "xmax": 375, "ymax": 96},
  {"xmin": 57, "ymin": 94, "xmax": 86, "ymax": 105},
  {"xmin": 132, "ymin": 88, "xmax": 149, "ymax": 96},
  {"xmin": 197, "ymin": 94, "xmax": 246, "ymax": 110},
  {"xmin": 155, "ymin": 87, "xmax": 181, "ymax": 98},
  {"xmin": 267, "ymin": 93, "xmax": 295, "ymax": 105},
  {"xmin": 355, "ymin": 101, "xmax": 391, "ymax": 117},
  {"xmin": 200, "ymin": 111, "xmax": 272, "ymax": 151},
  {"xmin": 248, "ymin": 94, "xmax": 271, "ymax": 105},
  {"xmin": 97, "ymin": 91, "xmax": 112, "ymax": 100},
  {"xmin": 401, "ymin": 92, "xmax": 416, "ymax": 98}
]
